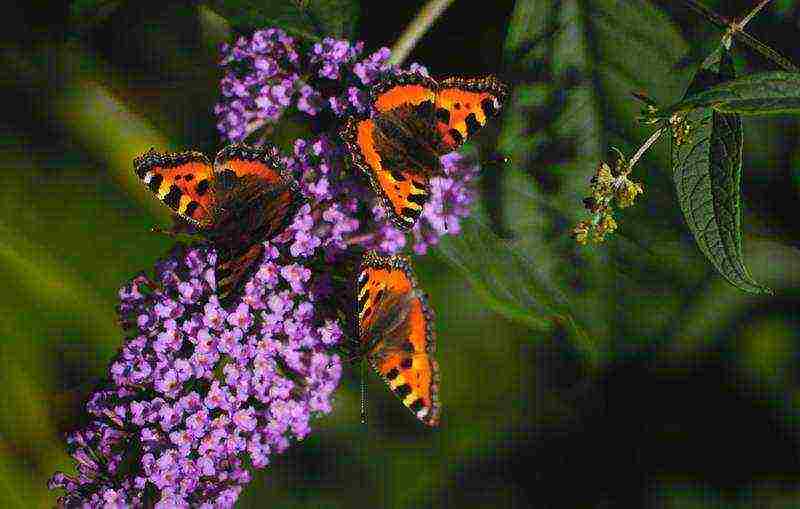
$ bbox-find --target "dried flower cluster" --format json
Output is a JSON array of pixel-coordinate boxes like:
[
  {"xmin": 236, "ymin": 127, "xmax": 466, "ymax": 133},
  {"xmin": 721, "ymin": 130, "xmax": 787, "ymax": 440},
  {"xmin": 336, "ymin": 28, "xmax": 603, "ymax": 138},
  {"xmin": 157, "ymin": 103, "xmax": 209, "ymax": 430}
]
[{"xmin": 572, "ymin": 156, "xmax": 644, "ymax": 245}]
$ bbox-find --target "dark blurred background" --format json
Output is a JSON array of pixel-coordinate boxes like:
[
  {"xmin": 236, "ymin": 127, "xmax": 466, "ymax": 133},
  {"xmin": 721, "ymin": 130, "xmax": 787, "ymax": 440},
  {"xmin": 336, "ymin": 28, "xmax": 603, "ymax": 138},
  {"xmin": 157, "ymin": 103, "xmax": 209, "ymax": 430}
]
[{"xmin": 2, "ymin": 1, "xmax": 800, "ymax": 507}]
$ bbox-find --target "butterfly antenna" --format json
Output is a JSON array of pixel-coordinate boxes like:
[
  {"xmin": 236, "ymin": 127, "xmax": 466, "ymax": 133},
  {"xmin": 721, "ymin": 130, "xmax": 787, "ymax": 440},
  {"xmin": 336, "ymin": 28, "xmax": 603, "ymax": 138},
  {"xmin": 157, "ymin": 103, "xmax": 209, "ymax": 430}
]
[
  {"xmin": 150, "ymin": 225, "xmax": 177, "ymax": 238},
  {"xmin": 360, "ymin": 360, "xmax": 368, "ymax": 427}
]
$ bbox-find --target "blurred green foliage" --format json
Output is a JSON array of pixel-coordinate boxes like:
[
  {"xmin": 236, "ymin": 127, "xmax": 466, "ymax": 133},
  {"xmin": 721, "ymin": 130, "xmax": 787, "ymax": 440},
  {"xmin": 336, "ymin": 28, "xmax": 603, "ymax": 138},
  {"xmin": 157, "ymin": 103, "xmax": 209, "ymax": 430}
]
[{"xmin": 2, "ymin": 0, "xmax": 800, "ymax": 507}]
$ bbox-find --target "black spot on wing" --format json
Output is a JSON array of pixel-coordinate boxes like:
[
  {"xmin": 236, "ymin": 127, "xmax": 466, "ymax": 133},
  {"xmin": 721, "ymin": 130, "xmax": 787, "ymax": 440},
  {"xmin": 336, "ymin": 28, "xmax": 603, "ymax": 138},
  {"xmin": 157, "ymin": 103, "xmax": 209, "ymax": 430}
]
[
  {"xmin": 481, "ymin": 97, "xmax": 498, "ymax": 117},
  {"xmin": 395, "ymin": 383, "xmax": 412, "ymax": 399},
  {"xmin": 407, "ymin": 193, "xmax": 427, "ymax": 207},
  {"xmin": 403, "ymin": 341, "xmax": 415, "ymax": 353},
  {"xmin": 400, "ymin": 357, "xmax": 413, "ymax": 369},
  {"xmin": 436, "ymin": 108, "xmax": 450, "ymax": 125},
  {"xmin": 409, "ymin": 398, "xmax": 425, "ymax": 412},
  {"xmin": 183, "ymin": 174, "xmax": 194, "ymax": 181},
  {"xmin": 362, "ymin": 306, "xmax": 373, "ymax": 321},
  {"xmin": 148, "ymin": 173, "xmax": 164, "ymax": 193},
  {"xmin": 465, "ymin": 113, "xmax": 482, "ymax": 137},
  {"xmin": 401, "ymin": 207, "xmax": 422, "ymax": 221},
  {"xmin": 449, "ymin": 128, "xmax": 464, "ymax": 146},
  {"xmin": 386, "ymin": 367, "xmax": 400, "ymax": 381},
  {"xmin": 163, "ymin": 185, "xmax": 183, "ymax": 210},
  {"xmin": 390, "ymin": 170, "xmax": 407, "ymax": 182},
  {"xmin": 184, "ymin": 201, "xmax": 199, "ymax": 218},
  {"xmin": 195, "ymin": 179, "xmax": 210, "ymax": 196}
]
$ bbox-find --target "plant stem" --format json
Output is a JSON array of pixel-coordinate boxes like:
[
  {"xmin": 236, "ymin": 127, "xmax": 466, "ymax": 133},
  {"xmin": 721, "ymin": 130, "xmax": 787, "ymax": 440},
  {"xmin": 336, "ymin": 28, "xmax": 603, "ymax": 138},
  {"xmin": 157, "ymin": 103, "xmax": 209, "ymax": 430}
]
[
  {"xmin": 680, "ymin": 0, "xmax": 799, "ymax": 72},
  {"xmin": 389, "ymin": 0, "xmax": 456, "ymax": 66},
  {"xmin": 629, "ymin": 128, "xmax": 665, "ymax": 171},
  {"xmin": 736, "ymin": 0, "xmax": 772, "ymax": 29}
]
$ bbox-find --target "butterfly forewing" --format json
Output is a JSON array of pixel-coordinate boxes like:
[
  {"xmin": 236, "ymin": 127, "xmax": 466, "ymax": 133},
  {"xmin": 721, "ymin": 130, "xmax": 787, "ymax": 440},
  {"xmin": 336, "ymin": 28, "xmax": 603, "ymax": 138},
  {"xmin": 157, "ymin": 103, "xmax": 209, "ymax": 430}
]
[
  {"xmin": 213, "ymin": 143, "xmax": 286, "ymax": 184},
  {"xmin": 356, "ymin": 251, "xmax": 440, "ymax": 426},
  {"xmin": 133, "ymin": 149, "xmax": 216, "ymax": 227},
  {"xmin": 370, "ymin": 73, "xmax": 438, "ymax": 114},
  {"xmin": 341, "ymin": 74, "xmax": 443, "ymax": 231},
  {"xmin": 434, "ymin": 76, "xmax": 508, "ymax": 152}
]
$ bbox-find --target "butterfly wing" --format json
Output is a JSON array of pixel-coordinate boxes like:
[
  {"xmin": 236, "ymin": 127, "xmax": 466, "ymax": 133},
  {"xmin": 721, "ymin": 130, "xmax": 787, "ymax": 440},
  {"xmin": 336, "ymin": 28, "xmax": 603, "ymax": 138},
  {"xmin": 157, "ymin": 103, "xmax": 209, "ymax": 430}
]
[
  {"xmin": 341, "ymin": 74, "xmax": 443, "ymax": 231},
  {"xmin": 133, "ymin": 148, "xmax": 215, "ymax": 228},
  {"xmin": 434, "ymin": 76, "xmax": 508, "ymax": 151},
  {"xmin": 356, "ymin": 251, "xmax": 440, "ymax": 426},
  {"xmin": 211, "ymin": 143, "xmax": 303, "ymax": 307}
]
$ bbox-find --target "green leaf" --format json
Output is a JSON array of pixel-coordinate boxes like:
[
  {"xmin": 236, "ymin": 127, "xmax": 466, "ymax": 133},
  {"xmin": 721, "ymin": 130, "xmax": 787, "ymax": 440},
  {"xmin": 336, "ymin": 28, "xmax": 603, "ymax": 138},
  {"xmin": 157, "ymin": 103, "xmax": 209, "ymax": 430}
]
[
  {"xmin": 202, "ymin": 0, "xmax": 359, "ymax": 40},
  {"xmin": 435, "ymin": 0, "xmax": 695, "ymax": 360},
  {"xmin": 660, "ymin": 71, "xmax": 800, "ymax": 116},
  {"xmin": 671, "ymin": 48, "xmax": 772, "ymax": 295},
  {"xmin": 435, "ymin": 209, "xmax": 599, "ymax": 362}
]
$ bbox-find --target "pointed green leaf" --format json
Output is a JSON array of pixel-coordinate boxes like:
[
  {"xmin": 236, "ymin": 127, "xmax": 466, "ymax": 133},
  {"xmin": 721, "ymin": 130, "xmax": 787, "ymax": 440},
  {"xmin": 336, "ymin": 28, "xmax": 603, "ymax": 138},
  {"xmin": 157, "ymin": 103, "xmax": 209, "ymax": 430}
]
[
  {"xmin": 435, "ymin": 0, "xmax": 695, "ymax": 360},
  {"xmin": 202, "ymin": 0, "xmax": 358, "ymax": 40},
  {"xmin": 660, "ymin": 71, "xmax": 800, "ymax": 117},
  {"xmin": 671, "ymin": 48, "xmax": 772, "ymax": 294}
]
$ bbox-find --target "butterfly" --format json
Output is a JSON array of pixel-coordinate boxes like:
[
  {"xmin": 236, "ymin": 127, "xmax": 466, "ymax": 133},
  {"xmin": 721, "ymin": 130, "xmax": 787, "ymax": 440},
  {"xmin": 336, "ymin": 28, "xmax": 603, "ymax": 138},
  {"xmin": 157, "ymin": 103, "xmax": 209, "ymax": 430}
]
[
  {"xmin": 340, "ymin": 73, "xmax": 508, "ymax": 230},
  {"xmin": 133, "ymin": 143, "xmax": 303, "ymax": 307},
  {"xmin": 350, "ymin": 250, "xmax": 440, "ymax": 426}
]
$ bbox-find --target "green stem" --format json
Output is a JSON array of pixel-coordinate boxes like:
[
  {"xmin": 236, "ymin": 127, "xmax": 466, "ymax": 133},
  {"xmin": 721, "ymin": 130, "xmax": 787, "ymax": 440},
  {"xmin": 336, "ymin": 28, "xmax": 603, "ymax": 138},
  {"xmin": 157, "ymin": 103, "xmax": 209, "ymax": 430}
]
[
  {"xmin": 629, "ymin": 127, "xmax": 665, "ymax": 171},
  {"xmin": 389, "ymin": 0, "xmax": 456, "ymax": 65},
  {"xmin": 680, "ymin": 0, "xmax": 798, "ymax": 72},
  {"xmin": 736, "ymin": 0, "xmax": 772, "ymax": 29}
]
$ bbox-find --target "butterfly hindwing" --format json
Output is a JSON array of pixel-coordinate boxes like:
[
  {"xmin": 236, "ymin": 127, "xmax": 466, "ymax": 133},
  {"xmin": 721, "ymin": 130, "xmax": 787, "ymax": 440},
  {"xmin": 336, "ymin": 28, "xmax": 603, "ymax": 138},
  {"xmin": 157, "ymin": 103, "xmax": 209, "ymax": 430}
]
[
  {"xmin": 434, "ymin": 76, "xmax": 508, "ymax": 152},
  {"xmin": 215, "ymin": 242, "xmax": 264, "ymax": 308},
  {"xmin": 356, "ymin": 251, "xmax": 440, "ymax": 426},
  {"xmin": 133, "ymin": 149, "xmax": 215, "ymax": 227}
]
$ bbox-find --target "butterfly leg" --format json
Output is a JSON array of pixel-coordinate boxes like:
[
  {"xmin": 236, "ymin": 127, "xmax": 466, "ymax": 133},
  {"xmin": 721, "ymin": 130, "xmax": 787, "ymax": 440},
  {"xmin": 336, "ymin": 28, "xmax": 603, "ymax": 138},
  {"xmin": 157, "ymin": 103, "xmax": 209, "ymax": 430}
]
[{"xmin": 150, "ymin": 215, "xmax": 197, "ymax": 237}]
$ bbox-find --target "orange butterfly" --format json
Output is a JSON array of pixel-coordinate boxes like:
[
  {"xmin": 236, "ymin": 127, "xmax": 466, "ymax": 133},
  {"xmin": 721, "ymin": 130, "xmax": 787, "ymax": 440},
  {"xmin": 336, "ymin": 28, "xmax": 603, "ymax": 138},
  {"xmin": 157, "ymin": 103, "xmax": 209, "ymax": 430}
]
[
  {"xmin": 133, "ymin": 144, "xmax": 303, "ymax": 307},
  {"xmin": 352, "ymin": 251, "xmax": 440, "ymax": 426},
  {"xmin": 341, "ymin": 73, "xmax": 508, "ymax": 230}
]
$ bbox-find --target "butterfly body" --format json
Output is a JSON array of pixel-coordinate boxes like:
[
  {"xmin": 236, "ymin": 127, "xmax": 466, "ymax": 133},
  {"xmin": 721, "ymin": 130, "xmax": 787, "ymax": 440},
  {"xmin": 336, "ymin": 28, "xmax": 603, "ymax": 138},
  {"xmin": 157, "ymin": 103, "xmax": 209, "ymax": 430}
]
[
  {"xmin": 342, "ymin": 73, "xmax": 507, "ymax": 230},
  {"xmin": 133, "ymin": 143, "xmax": 302, "ymax": 307},
  {"xmin": 353, "ymin": 251, "xmax": 440, "ymax": 426}
]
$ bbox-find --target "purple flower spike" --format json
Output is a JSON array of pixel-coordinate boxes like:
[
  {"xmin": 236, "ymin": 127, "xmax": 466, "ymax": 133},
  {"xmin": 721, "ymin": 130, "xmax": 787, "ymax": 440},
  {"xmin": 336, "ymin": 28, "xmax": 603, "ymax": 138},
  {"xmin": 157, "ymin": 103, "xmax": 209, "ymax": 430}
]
[{"xmin": 50, "ymin": 242, "xmax": 343, "ymax": 508}]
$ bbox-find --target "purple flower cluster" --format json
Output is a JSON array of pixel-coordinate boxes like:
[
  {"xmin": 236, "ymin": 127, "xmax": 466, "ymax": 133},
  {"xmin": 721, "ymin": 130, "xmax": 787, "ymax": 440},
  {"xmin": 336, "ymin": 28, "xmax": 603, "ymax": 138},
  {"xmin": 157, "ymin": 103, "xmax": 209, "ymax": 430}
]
[
  {"xmin": 280, "ymin": 131, "xmax": 479, "ymax": 257},
  {"xmin": 216, "ymin": 29, "xmax": 480, "ymax": 256},
  {"xmin": 50, "ymin": 242, "xmax": 343, "ymax": 508},
  {"xmin": 216, "ymin": 31, "xmax": 399, "ymax": 142},
  {"xmin": 216, "ymin": 28, "xmax": 302, "ymax": 141}
]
